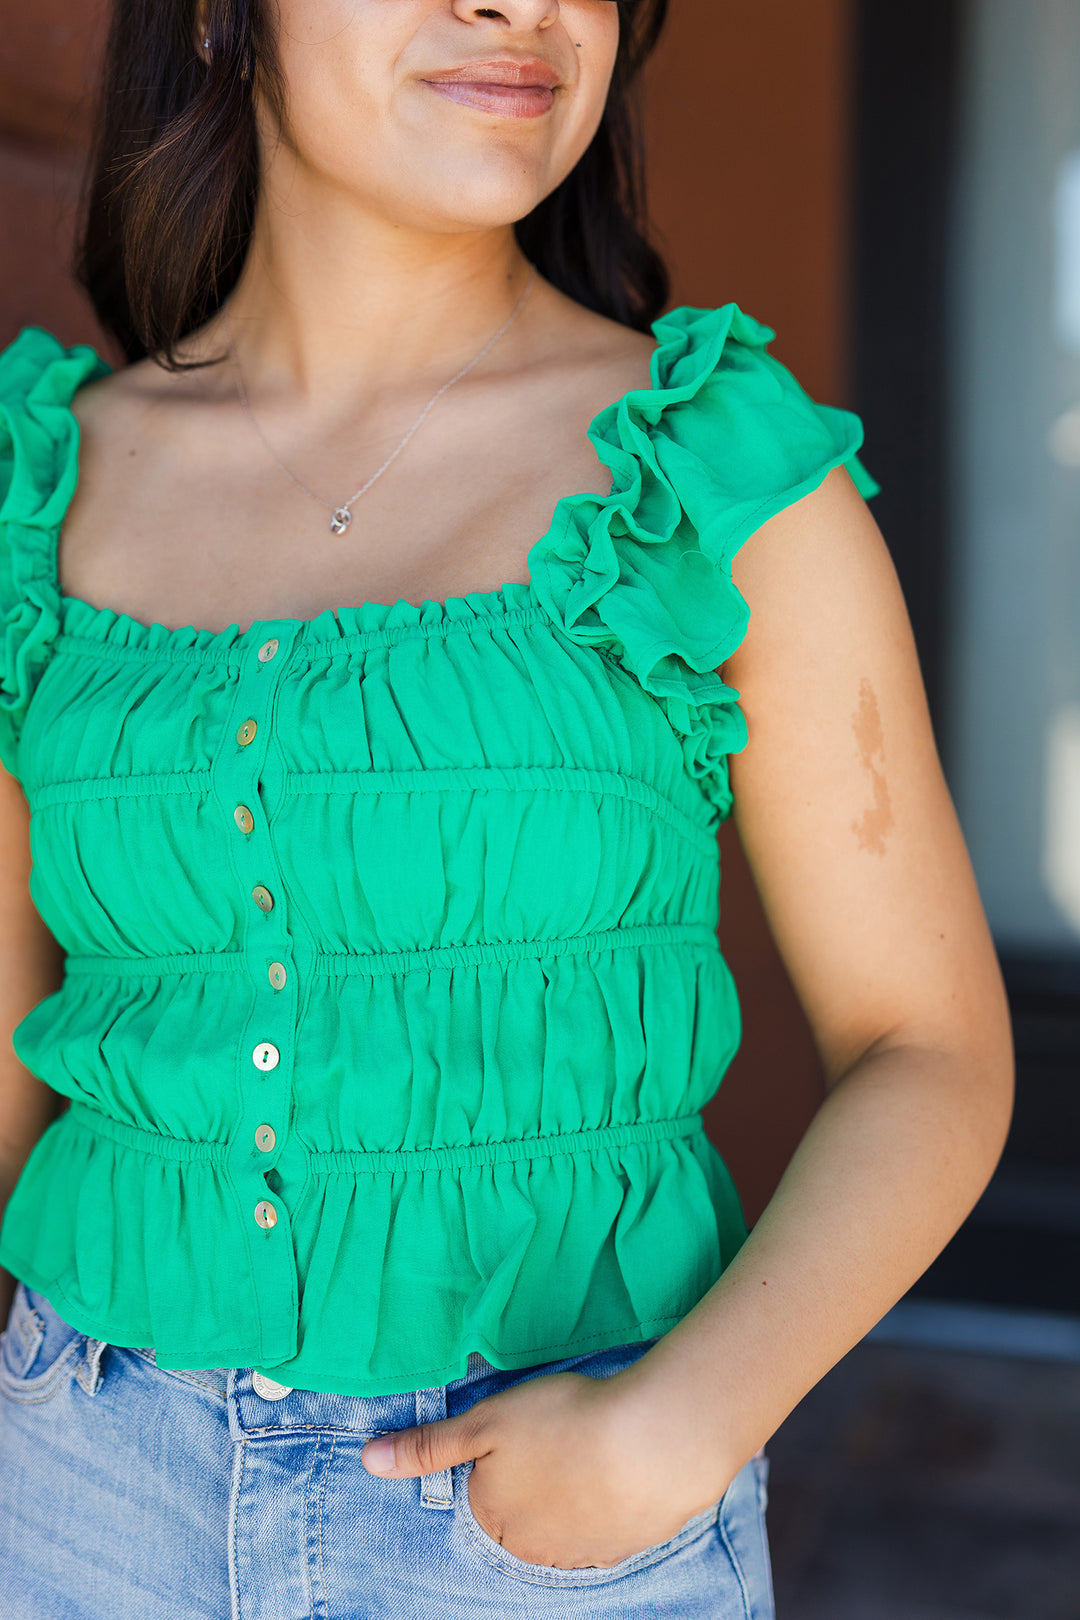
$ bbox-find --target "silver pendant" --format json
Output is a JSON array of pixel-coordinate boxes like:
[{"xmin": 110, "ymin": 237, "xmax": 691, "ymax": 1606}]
[{"xmin": 330, "ymin": 507, "xmax": 352, "ymax": 535}]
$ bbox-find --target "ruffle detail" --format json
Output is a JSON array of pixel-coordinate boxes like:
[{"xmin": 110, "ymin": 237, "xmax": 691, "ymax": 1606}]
[
  {"xmin": 529, "ymin": 303, "xmax": 881, "ymax": 818},
  {"xmin": 0, "ymin": 1102, "xmax": 748, "ymax": 1394},
  {"xmin": 0, "ymin": 328, "xmax": 111, "ymax": 780}
]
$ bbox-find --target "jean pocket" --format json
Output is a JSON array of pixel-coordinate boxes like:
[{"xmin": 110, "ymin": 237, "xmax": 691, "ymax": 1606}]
[
  {"xmin": 452, "ymin": 1453, "xmax": 727, "ymax": 1589},
  {"xmin": 0, "ymin": 1280, "xmax": 85, "ymax": 1403}
]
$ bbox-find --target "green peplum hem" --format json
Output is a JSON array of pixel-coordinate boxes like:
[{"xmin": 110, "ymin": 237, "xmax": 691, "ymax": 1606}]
[{"xmin": 0, "ymin": 1100, "xmax": 749, "ymax": 1396}]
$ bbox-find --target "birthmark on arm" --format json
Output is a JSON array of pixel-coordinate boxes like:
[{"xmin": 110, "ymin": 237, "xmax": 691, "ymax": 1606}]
[{"xmin": 851, "ymin": 677, "xmax": 894, "ymax": 855}]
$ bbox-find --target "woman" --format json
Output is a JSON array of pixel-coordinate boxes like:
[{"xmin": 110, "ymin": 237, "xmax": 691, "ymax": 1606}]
[{"xmin": 0, "ymin": 1, "xmax": 1013, "ymax": 1615}]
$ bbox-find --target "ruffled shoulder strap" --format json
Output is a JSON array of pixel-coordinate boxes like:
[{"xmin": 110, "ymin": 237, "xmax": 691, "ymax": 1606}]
[
  {"xmin": 529, "ymin": 302, "xmax": 881, "ymax": 819},
  {"xmin": 0, "ymin": 327, "xmax": 111, "ymax": 781}
]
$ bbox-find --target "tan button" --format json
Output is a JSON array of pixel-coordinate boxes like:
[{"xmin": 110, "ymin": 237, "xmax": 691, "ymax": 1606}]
[
  {"xmin": 255, "ymin": 1123, "xmax": 277, "ymax": 1153},
  {"xmin": 257, "ymin": 638, "xmax": 279, "ymax": 663},
  {"xmin": 252, "ymin": 1041, "xmax": 280, "ymax": 1072},
  {"xmin": 237, "ymin": 719, "xmax": 258, "ymax": 747},
  {"xmin": 268, "ymin": 961, "xmax": 287, "ymax": 991},
  {"xmin": 252, "ymin": 1371, "xmax": 292, "ymax": 1400},
  {"xmin": 234, "ymin": 804, "xmax": 255, "ymax": 835},
  {"xmin": 254, "ymin": 1200, "xmax": 277, "ymax": 1229},
  {"xmin": 252, "ymin": 885, "xmax": 274, "ymax": 913}
]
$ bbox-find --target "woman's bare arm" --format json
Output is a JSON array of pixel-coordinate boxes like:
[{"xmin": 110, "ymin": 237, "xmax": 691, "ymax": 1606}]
[
  {"xmin": 0, "ymin": 764, "xmax": 67, "ymax": 1325},
  {"xmin": 610, "ymin": 462, "xmax": 1014, "ymax": 1476}
]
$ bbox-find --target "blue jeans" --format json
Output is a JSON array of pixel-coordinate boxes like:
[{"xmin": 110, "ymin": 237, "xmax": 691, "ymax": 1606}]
[{"xmin": 0, "ymin": 1278, "xmax": 776, "ymax": 1618}]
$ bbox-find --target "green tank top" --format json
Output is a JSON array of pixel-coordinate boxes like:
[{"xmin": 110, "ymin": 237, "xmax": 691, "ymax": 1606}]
[{"xmin": 0, "ymin": 305, "xmax": 879, "ymax": 1396}]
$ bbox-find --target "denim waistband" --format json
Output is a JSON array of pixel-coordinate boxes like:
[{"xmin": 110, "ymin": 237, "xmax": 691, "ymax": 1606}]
[{"xmin": 17, "ymin": 1281, "xmax": 661, "ymax": 1433}]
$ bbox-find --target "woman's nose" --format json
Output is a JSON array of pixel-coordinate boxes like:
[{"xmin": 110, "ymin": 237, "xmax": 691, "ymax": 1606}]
[{"xmin": 449, "ymin": 0, "xmax": 562, "ymax": 31}]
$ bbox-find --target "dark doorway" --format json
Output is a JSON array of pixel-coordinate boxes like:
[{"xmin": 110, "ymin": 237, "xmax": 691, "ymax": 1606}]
[{"xmin": 852, "ymin": 0, "xmax": 1080, "ymax": 1319}]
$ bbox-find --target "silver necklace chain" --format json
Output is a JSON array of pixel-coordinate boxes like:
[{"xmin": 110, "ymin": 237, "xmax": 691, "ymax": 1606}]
[{"xmin": 223, "ymin": 266, "xmax": 538, "ymax": 536}]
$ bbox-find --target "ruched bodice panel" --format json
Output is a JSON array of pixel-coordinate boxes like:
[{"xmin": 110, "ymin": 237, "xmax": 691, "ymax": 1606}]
[{"xmin": 0, "ymin": 308, "xmax": 878, "ymax": 1393}]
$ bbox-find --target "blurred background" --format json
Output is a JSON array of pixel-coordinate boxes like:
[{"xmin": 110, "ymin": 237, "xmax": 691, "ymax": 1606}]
[{"xmin": 1, "ymin": 0, "xmax": 1078, "ymax": 1614}]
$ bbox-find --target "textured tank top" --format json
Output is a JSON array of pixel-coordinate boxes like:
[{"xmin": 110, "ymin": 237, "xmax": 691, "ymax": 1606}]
[{"xmin": 0, "ymin": 305, "xmax": 878, "ymax": 1396}]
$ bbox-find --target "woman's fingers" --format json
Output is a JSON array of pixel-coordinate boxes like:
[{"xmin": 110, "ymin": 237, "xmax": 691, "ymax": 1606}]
[{"xmin": 360, "ymin": 1402, "xmax": 492, "ymax": 1476}]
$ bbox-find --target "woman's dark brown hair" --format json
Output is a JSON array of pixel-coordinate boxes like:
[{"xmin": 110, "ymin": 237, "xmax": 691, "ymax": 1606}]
[{"xmin": 75, "ymin": 0, "xmax": 670, "ymax": 368}]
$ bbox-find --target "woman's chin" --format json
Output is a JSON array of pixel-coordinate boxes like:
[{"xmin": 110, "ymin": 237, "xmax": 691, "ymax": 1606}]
[{"xmin": 369, "ymin": 165, "xmax": 555, "ymax": 237}]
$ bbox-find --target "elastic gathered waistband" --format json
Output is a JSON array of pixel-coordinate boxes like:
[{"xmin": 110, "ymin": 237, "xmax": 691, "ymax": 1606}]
[
  {"xmin": 60, "ymin": 921, "xmax": 721, "ymax": 981},
  {"xmin": 63, "ymin": 1099, "xmax": 705, "ymax": 1174}
]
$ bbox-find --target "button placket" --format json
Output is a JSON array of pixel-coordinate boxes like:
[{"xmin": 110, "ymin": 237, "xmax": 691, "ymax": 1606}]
[{"xmin": 210, "ymin": 622, "xmax": 303, "ymax": 1367}]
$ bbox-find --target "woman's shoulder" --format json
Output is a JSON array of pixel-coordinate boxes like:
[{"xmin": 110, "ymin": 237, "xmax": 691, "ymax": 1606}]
[
  {"xmin": 0, "ymin": 327, "xmax": 112, "ymax": 524},
  {"xmin": 552, "ymin": 295, "xmax": 880, "ymax": 515},
  {"xmin": 0, "ymin": 328, "xmax": 113, "ymax": 780},
  {"xmin": 0, "ymin": 325, "xmax": 111, "ymax": 411},
  {"xmin": 640, "ymin": 302, "xmax": 880, "ymax": 498},
  {"xmin": 0, "ymin": 325, "xmax": 72, "ymax": 399},
  {"xmin": 570, "ymin": 299, "xmax": 881, "ymax": 553},
  {"xmin": 529, "ymin": 299, "xmax": 883, "ymax": 817}
]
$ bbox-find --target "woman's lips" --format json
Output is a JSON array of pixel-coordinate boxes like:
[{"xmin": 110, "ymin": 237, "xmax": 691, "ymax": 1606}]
[{"xmin": 424, "ymin": 79, "xmax": 555, "ymax": 118}]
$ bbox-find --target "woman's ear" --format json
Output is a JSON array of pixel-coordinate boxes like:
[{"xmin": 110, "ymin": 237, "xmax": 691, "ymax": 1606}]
[{"xmin": 194, "ymin": 0, "xmax": 212, "ymax": 61}]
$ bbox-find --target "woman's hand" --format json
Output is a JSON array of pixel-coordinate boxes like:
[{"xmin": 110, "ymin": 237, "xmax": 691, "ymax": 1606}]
[{"xmin": 359, "ymin": 1357, "xmax": 736, "ymax": 1570}]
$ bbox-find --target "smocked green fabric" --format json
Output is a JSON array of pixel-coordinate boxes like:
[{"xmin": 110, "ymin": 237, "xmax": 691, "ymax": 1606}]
[{"xmin": 0, "ymin": 305, "xmax": 879, "ymax": 1396}]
